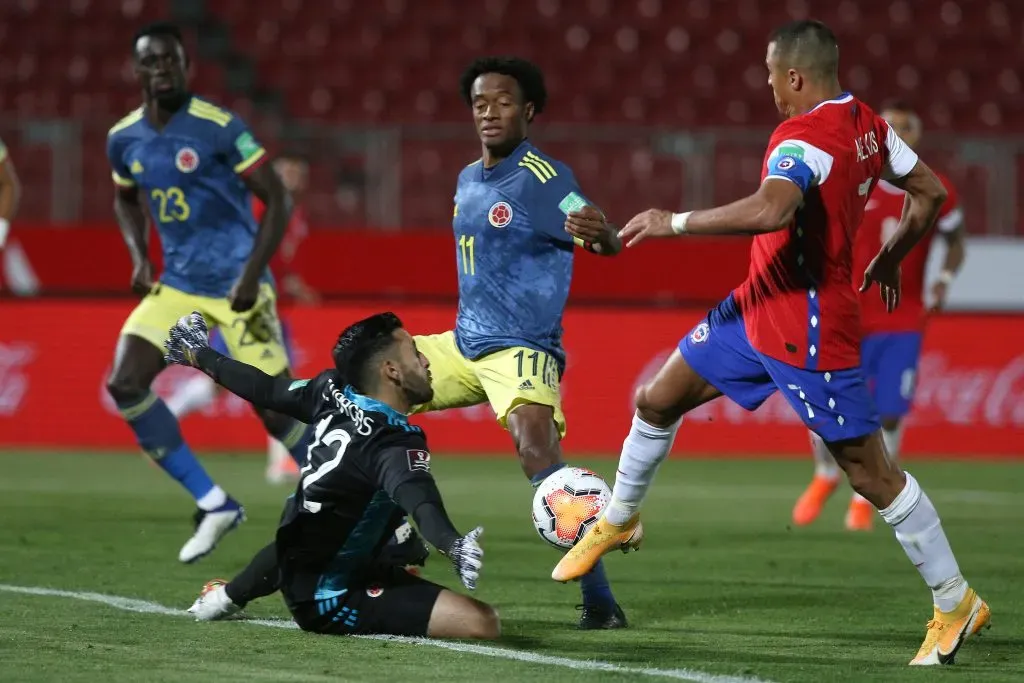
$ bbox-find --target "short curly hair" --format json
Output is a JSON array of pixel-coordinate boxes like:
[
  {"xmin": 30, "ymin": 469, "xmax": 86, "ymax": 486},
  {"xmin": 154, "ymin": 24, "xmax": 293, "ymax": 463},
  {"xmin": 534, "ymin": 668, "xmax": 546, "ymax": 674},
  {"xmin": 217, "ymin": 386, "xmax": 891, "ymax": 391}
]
[{"xmin": 459, "ymin": 56, "xmax": 547, "ymax": 115}]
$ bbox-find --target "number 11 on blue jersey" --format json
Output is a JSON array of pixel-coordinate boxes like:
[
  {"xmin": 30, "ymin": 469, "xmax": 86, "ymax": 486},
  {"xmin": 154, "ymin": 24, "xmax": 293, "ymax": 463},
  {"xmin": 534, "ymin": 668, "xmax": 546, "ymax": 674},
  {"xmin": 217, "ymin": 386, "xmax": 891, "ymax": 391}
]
[{"xmin": 459, "ymin": 234, "xmax": 476, "ymax": 275}]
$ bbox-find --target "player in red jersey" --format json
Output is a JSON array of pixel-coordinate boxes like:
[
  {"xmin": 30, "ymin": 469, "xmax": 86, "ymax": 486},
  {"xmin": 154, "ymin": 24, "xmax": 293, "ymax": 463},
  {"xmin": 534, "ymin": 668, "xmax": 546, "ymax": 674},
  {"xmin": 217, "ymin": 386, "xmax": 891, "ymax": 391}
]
[
  {"xmin": 553, "ymin": 21, "xmax": 989, "ymax": 665},
  {"xmin": 258, "ymin": 153, "xmax": 319, "ymax": 306},
  {"xmin": 794, "ymin": 101, "xmax": 967, "ymax": 531}
]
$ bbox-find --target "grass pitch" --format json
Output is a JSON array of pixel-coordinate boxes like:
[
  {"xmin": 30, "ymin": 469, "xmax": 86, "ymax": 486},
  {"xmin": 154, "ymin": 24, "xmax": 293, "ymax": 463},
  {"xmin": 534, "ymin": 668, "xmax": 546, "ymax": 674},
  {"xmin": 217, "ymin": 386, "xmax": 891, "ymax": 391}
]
[{"xmin": 0, "ymin": 452, "xmax": 1021, "ymax": 682}]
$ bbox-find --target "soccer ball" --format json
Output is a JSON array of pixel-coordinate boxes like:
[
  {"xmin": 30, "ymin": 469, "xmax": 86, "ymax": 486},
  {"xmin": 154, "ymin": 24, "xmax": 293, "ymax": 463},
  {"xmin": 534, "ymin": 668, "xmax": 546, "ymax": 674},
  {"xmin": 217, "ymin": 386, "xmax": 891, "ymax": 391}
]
[{"xmin": 532, "ymin": 467, "xmax": 612, "ymax": 550}]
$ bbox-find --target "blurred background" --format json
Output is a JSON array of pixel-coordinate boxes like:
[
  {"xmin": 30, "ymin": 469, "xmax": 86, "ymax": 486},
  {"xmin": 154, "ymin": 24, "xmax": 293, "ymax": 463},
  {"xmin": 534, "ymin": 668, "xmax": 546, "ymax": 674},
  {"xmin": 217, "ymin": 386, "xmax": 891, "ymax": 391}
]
[{"xmin": 0, "ymin": 0, "xmax": 1021, "ymax": 457}]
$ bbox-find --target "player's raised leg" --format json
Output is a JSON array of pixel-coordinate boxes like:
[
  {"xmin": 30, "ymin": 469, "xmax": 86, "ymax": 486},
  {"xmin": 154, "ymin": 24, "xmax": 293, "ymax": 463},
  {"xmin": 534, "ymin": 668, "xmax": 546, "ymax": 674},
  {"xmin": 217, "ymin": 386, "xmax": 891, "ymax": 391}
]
[
  {"xmin": 553, "ymin": 350, "xmax": 719, "ymax": 582},
  {"xmin": 106, "ymin": 332, "xmax": 244, "ymax": 563},
  {"xmin": 825, "ymin": 432, "xmax": 990, "ymax": 664},
  {"xmin": 555, "ymin": 296, "xmax": 776, "ymax": 583}
]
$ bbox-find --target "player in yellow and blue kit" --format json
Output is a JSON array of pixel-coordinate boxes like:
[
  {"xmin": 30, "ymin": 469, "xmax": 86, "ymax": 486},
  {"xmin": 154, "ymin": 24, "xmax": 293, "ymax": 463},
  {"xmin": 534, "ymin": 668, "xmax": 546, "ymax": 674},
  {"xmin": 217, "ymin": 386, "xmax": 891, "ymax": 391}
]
[
  {"xmin": 104, "ymin": 23, "xmax": 314, "ymax": 564},
  {"xmin": 411, "ymin": 57, "xmax": 628, "ymax": 629}
]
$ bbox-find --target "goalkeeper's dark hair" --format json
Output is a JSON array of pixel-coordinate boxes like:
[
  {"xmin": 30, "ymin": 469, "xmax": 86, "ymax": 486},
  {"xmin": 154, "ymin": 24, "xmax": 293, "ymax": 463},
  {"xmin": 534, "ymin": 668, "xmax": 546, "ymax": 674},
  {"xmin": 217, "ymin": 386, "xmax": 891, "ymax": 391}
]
[
  {"xmin": 132, "ymin": 21, "xmax": 186, "ymax": 57},
  {"xmin": 331, "ymin": 312, "xmax": 404, "ymax": 392},
  {"xmin": 460, "ymin": 56, "xmax": 547, "ymax": 116}
]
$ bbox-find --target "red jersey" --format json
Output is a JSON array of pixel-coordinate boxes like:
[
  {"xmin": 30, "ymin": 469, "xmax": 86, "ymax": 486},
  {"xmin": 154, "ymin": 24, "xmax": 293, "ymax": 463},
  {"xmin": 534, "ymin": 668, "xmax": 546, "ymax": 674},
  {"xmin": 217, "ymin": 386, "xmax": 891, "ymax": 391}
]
[
  {"xmin": 733, "ymin": 93, "xmax": 919, "ymax": 370},
  {"xmin": 252, "ymin": 198, "xmax": 310, "ymax": 283},
  {"xmin": 855, "ymin": 174, "xmax": 961, "ymax": 335}
]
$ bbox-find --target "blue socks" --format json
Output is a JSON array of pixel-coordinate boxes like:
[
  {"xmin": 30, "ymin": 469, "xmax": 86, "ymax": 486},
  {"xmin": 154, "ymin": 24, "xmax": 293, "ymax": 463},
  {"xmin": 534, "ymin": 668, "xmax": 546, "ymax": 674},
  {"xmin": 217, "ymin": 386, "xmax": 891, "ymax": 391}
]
[
  {"xmin": 531, "ymin": 462, "xmax": 618, "ymax": 611},
  {"xmin": 580, "ymin": 559, "xmax": 615, "ymax": 609},
  {"xmin": 269, "ymin": 419, "xmax": 315, "ymax": 466},
  {"xmin": 529, "ymin": 463, "xmax": 566, "ymax": 487},
  {"xmin": 116, "ymin": 391, "xmax": 218, "ymax": 504}
]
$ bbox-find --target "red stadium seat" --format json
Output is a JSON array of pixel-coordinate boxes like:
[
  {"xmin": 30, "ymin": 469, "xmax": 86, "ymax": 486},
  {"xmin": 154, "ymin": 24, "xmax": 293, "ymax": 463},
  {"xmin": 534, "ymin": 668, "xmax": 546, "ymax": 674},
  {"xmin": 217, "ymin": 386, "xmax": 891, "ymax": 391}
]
[{"xmin": 6, "ymin": 0, "xmax": 1023, "ymax": 231}]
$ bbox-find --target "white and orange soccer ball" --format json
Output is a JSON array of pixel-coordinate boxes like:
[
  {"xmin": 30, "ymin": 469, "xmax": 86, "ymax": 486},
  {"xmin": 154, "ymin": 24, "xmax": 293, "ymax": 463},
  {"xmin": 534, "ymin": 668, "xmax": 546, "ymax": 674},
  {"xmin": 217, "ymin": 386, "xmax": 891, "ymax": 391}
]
[{"xmin": 532, "ymin": 467, "xmax": 612, "ymax": 550}]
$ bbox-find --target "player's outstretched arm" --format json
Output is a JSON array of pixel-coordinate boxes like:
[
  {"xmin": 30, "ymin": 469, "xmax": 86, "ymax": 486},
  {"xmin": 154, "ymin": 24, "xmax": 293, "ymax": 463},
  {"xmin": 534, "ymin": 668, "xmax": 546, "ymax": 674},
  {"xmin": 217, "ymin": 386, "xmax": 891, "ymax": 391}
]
[
  {"xmin": 0, "ymin": 142, "xmax": 21, "ymax": 248},
  {"xmin": 619, "ymin": 179, "xmax": 803, "ymax": 246},
  {"xmin": 164, "ymin": 312, "xmax": 316, "ymax": 423},
  {"xmin": 231, "ymin": 164, "xmax": 293, "ymax": 311},
  {"xmin": 377, "ymin": 446, "xmax": 484, "ymax": 590},
  {"xmin": 564, "ymin": 206, "xmax": 622, "ymax": 256}
]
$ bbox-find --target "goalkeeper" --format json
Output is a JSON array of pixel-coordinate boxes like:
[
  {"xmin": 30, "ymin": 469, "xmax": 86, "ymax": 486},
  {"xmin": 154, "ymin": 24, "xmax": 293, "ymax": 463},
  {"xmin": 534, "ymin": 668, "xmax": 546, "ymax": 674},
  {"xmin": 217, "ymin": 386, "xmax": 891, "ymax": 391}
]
[{"xmin": 166, "ymin": 310, "xmax": 499, "ymax": 639}]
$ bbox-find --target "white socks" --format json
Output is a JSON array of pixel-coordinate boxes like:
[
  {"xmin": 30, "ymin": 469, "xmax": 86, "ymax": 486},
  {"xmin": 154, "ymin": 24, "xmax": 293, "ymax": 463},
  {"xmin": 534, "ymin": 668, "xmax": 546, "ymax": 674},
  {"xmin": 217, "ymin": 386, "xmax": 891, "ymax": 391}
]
[
  {"xmin": 166, "ymin": 374, "xmax": 218, "ymax": 418},
  {"xmin": 809, "ymin": 432, "xmax": 840, "ymax": 480},
  {"xmin": 196, "ymin": 485, "xmax": 228, "ymax": 512},
  {"xmin": 879, "ymin": 472, "xmax": 968, "ymax": 612},
  {"xmin": 605, "ymin": 413, "xmax": 681, "ymax": 526}
]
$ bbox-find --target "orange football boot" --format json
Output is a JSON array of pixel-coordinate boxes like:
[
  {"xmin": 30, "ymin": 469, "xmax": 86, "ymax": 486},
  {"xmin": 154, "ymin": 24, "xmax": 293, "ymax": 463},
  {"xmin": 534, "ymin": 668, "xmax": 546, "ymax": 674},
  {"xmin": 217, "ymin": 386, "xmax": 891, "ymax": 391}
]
[
  {"xmin": 910, "ymin": 588, "xmax": 991, "ymax": 665},
  {"xmin": 791, "ymin": 475, "xmax": 839, "ymax": 526},
  {"xmin": 844, "ymin": 497, "xmax": 875, "ymax": 531},
  {"xmin": 551, "ymin": 515, "xmax": 643, "ymax": 582}
]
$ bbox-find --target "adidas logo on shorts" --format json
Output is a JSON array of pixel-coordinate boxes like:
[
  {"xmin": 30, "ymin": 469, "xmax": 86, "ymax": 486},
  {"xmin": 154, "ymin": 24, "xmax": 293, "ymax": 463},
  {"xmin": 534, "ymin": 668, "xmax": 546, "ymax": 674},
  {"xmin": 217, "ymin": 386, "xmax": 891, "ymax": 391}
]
[{"xmin": 517, "ymin": 379, "xmax": 534, "ymax": 391}]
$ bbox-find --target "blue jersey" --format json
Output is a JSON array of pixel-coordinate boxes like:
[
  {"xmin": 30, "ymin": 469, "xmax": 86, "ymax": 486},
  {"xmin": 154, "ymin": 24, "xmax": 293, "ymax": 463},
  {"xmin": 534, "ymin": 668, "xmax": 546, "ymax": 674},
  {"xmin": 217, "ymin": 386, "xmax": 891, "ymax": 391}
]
[
  {"xmin": 452, "ymin": 140, "xmax": 588, "ymax": 369},
  {"xmin": 106, "ymin": 96, "xmax": 270, "ymax": 297}
]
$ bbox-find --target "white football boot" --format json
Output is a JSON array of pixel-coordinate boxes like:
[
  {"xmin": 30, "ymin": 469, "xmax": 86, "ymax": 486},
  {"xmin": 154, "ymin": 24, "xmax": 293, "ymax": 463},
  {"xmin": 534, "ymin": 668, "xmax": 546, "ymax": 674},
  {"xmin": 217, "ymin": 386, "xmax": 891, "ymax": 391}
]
[
  {"xmin": 178, "ymin": 499, "xmax": 246, "ymax": 563},
  {"xmin": 188, "ymin": 580, "xmax": 242, "ymax": 621}
]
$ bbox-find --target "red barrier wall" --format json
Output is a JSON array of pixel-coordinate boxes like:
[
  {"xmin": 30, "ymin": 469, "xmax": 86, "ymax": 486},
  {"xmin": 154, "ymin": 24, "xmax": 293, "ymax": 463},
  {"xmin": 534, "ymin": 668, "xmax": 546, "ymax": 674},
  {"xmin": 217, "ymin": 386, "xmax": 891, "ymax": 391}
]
[
  {"xmin": 1, "ymin": 300, "xmax": 1021, "ymax": 457},
  {"xmin": 4, "ymin": 225, "xmax": 751, "ymax": 303}
]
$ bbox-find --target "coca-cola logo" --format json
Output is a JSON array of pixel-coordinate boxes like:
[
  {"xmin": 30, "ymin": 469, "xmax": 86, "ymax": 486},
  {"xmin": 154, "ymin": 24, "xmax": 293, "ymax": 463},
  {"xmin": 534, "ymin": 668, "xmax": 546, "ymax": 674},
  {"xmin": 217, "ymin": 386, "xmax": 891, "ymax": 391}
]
[
  {"xmin": 0, "ymin": 342, "xmax": 36, "ymax": 416},
  {"xmin": 913, "ymin": 353, "xmax": 1024, "ymax": 427},
  {"xmin": 633, "ymin": 348, "xmax": 1024, "ymax": 428}
]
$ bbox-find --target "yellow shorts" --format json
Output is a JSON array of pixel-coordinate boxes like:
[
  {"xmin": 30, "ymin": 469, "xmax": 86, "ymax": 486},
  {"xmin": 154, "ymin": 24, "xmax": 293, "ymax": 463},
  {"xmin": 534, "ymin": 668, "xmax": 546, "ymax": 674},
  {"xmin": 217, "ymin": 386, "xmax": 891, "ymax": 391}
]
[
  {"xmin": 411, "ymin": 330, "xmax": 566, "ymax": 438},
  {"xmin": 121, "ymin": 282, "xmax": 289, "ymax": 375}
]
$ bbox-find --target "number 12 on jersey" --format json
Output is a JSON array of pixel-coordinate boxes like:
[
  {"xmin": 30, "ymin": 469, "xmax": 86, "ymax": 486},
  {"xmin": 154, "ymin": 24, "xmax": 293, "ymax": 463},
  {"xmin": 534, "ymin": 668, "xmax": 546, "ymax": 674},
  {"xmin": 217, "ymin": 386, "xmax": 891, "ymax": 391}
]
[
  {"xmin": 300, "ymin": 416, "xmax": 352, "ymax": 513},
  {"xmin": 458, "ymin": 234, "xmax": 476, "ymax": 276}
]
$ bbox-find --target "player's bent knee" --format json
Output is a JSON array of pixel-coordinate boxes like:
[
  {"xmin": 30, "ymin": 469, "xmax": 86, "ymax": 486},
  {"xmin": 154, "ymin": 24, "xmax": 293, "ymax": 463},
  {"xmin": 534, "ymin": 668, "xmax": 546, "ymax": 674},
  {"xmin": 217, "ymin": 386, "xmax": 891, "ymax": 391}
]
[
  {"xmin": 634, "ymin": 382, "xmax": 682, "ymax": 428},
  {"xmin": 828, "ymin": 432, "xmax": 906, "ymax": 508},
  {"xmin": 106, "ymin": 335, "xmax": 164, "ymax": 402},
  {"xmin": 633, "ymin": 351, "xmax": 719, "ymax": 428},
  {"xmin": 427, "ymin": 591, "xmax": 501, "ymax": 640},
  {"xmin": 105, "ymin": 373, "xmax": 149, "ymax": 404}
]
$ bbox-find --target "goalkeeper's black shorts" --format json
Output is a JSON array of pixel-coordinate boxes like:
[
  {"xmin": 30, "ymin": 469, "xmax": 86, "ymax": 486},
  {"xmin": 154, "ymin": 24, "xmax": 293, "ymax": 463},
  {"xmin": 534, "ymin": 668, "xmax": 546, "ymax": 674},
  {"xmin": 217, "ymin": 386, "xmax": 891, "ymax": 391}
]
[{"xmin": 285, "ymin": 566, "xmax": 443, "ymax": 637}]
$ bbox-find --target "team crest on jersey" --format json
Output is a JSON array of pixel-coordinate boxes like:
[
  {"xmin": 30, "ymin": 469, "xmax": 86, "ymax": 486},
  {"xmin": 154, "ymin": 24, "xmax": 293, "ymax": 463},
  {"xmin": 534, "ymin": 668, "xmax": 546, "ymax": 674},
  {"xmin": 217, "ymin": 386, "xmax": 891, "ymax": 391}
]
[
  {"xmin": 488, "ymin": 201, "xmax": 513, "ymax": 228},
  {"xmin": 175, "ymin": 147, "xmax": 200, "ymax": 173},
  {"xmin": 776, "ymin": 156, "xmax": 797, "ymax": 171},
  {"xmin": 406, "ymin": 449, "xmax": 431, "ymax": 473},
  {"xmin": 366, "ymin": 585, "xmax": 384, "ymax": 598},
  {"xmin": 690, "ymin": 322, "xmax": 710, "ymax": 344}
]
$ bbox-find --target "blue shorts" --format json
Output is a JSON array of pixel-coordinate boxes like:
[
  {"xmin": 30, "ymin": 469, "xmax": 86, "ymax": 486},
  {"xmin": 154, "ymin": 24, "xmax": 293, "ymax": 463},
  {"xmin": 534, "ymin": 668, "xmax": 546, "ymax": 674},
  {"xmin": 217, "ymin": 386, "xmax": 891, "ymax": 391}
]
[
  {"xmin": 209, "ymin": 319, "xmax": 295, "ymax": 367},
  {"xmin": 680, "ymin": 296, "xmax": 880, "ymax": 443},
  {"xmin": 860, "ymin": 331, "xmax": 923, "ymax": 418}
]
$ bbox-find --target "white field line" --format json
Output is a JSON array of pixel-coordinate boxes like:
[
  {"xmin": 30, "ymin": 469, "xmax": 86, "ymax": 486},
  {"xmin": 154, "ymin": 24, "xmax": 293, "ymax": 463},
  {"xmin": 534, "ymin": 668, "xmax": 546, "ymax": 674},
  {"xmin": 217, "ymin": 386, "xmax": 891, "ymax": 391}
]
[{"xmin": 0, "ymin": 584, "xmax": 775, "ymax": 683}]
